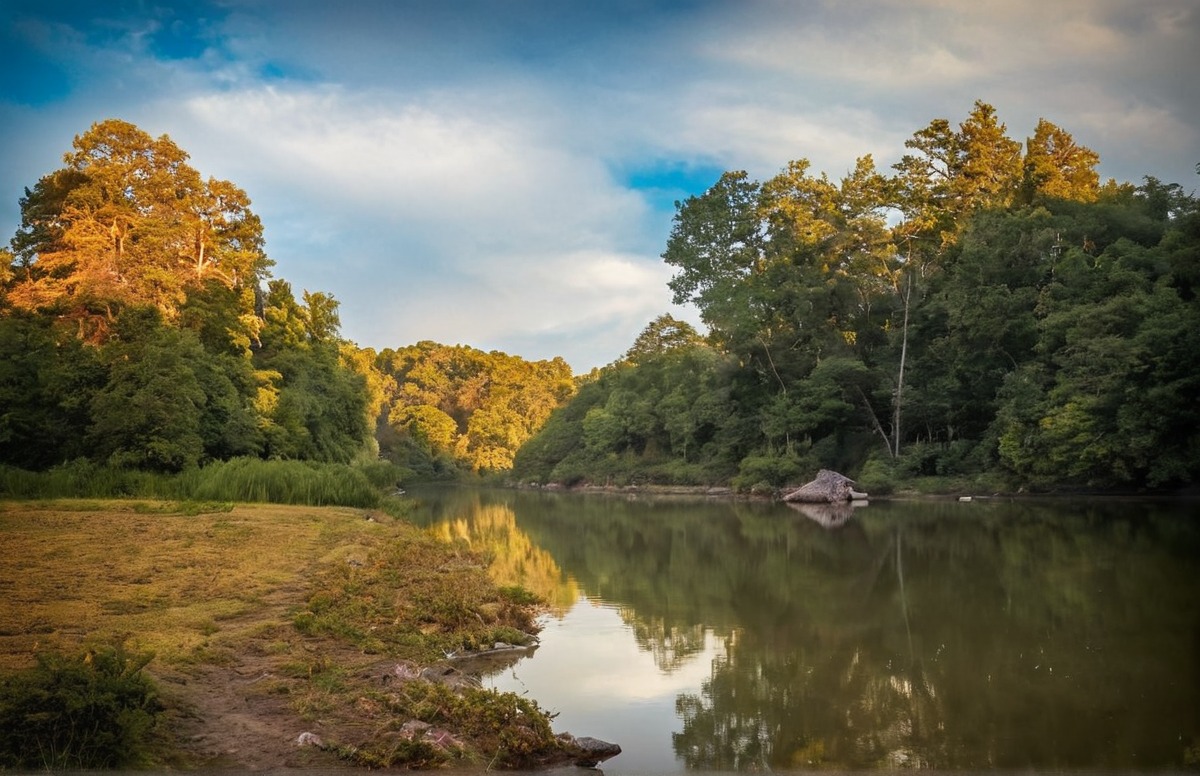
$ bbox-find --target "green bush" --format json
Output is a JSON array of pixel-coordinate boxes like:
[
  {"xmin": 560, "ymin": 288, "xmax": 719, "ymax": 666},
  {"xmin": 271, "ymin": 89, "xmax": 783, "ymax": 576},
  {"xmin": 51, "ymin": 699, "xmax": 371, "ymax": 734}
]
[
  {"xmin": 732, "ymin": 453, "xmax": 810, "ymax": 492},
  {"xmin": 0, "ymin": 641, "xmax": 162, "ymax": 769},
  {"xmin": 855, "ymin": 454, "xmax": 898, "ymax": 495}
]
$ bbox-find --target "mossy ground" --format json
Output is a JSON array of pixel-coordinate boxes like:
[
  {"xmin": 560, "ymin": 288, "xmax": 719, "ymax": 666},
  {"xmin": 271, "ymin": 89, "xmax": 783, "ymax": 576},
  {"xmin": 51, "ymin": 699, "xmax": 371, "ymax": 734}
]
[{"xmin": 0, "ymin": 500, "xmax": 563, "ymax": 769}]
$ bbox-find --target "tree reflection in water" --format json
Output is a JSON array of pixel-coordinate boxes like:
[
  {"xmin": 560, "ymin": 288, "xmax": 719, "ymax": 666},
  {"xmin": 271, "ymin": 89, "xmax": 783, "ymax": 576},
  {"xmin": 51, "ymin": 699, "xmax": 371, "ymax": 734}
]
[{"xmin": 414, "ymin": 490, "xmax": 1200, "ymax": 771}]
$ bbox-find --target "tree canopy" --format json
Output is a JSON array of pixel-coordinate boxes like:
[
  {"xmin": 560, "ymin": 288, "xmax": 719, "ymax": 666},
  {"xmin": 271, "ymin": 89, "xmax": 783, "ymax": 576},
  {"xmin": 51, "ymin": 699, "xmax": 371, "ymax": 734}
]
[
  {"xmin": 516, "ymin": 103, "xmax": 1200, "ymax": 491},
  {"xmin": 5, "ymin": 108, "xmax": 1196, "ymax": 492},
  {"xmin": 1, "ymin": 120, "xmax": 371, "ymax": 472}
]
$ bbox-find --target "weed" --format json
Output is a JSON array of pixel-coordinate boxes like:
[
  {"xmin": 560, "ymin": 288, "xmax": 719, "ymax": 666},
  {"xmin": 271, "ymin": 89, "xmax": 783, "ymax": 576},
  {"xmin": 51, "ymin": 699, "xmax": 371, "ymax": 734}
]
[
  {"xmin": 0, "ymin": 639, "xmax": 162, "ymax": 770},
  {"xmin": 333, "ymin": 681, "xmax": 562, "ymax": 770}
]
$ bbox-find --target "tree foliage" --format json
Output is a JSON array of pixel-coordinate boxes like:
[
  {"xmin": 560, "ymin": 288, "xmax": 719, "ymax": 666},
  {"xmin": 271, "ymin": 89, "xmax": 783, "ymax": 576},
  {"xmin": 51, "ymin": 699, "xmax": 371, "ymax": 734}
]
[
  {"xmin": 376, "ymin": 342, "xmax": 575, "ymax": 475},
  {"xmin": 518, "ymin": 103, "xmax": 1199, "ymax": 491},
  {"xmin": 2, "ymin": 120, "xmax": 374, "ymax": 473}
]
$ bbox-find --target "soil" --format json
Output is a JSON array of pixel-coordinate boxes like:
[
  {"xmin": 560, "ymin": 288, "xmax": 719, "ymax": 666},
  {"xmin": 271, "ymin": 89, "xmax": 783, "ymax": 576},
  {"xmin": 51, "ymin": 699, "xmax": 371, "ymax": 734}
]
[{"xmin": 150, "ymin": 580, "xmax": 358, "ymax": 771}]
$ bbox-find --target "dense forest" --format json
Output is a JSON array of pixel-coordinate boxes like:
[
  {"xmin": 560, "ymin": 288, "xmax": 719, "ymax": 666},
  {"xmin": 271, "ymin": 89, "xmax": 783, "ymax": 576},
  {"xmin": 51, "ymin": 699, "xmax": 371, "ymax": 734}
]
[
  {"xmin": 3, "ymin": 107, "xmax": 1197, "ymax": 493},
  {"xmin": 514, "ymin": 102, "xmax": 1200, "ymax": 492},
  {"xmin": 0, "ymin": 119, "xmax": 570, "ymax": 480}
]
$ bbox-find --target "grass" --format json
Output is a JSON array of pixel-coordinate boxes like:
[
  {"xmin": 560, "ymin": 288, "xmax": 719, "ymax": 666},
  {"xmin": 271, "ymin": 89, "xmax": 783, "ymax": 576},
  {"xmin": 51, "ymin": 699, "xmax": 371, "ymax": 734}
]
[
  {"xmin": 0, "ymin": 457, "xmax": 407, "ymax": 508},
  {"xmin": 0, "ymin": 500, "xmax": 381, "ymax": 671},
  {"xmin": 0, "ymin": 498, "xmax": 564, "ymax": 770}
]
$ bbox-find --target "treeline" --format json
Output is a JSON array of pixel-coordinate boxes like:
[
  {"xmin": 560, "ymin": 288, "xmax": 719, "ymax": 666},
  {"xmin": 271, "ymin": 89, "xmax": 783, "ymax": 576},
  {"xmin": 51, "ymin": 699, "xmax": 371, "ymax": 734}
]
[
  {"xmin": 375, "ymin": 342, "xmax": 575, "ymax": 476},
  {"xmin": 5, "ymin": 110, "xmax": 1196, "ymax": 492},
  {"xmin": 0, "ymin": 119, "xmax": 573, "ymax": 481},
  {"xmin": 514, "ymin": 102, "xmax": 1200, "ymax": 492}
]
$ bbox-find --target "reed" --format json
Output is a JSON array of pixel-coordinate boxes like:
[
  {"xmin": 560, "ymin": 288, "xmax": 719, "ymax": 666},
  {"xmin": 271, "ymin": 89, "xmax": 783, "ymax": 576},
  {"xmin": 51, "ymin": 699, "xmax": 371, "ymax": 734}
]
[{"xmin": 0, "ymin": 457, "xmax": 406, "ymax": 508}]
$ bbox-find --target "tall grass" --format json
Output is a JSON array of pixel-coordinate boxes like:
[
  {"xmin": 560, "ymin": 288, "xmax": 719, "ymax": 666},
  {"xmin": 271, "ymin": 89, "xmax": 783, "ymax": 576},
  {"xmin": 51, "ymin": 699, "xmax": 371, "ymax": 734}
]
[{"xmin": 0, "ymin": 457, "xmax": 406, "ymax": 508}]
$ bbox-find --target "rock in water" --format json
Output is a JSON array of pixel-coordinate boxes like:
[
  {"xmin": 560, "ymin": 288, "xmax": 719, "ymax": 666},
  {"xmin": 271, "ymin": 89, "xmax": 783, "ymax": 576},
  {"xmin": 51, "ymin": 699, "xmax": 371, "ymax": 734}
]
[
  {"xmin": 558, "ymin": 733, "xmax": 622, "ymax": 767},
  {"xmin": 782, "ymin": 469, "xmax": 868, "ymax": 503}
]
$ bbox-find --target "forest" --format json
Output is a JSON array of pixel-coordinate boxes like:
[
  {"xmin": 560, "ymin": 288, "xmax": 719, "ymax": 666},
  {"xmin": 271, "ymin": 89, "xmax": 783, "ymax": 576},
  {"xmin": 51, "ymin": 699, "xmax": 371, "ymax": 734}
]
[
  {"xmin": 2, "ymin": 106, "xmax": 1198, "ymax": 493},
  {"xmin": 0, "ymin": 119, "xmax": 572, "ymax": 484},
  {"xmin": 514, "ymin": 102, "xmax": 1200, "ymax": 492}
]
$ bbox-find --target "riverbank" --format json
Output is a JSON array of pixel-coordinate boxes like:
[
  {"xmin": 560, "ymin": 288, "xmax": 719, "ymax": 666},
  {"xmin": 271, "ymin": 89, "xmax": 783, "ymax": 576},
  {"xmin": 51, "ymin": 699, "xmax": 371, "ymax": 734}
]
[{"xmin": 0, "ymin": 500, "xmax": 599, "ymax": 770}]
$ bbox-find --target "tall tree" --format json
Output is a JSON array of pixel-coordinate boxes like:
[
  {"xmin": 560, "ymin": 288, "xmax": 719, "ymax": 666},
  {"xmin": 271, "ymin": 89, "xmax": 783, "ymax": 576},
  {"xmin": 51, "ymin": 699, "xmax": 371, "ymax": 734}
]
[
  {"xmin": 663, "ymin": 171, "xmax": 767, "ymax": 347},
  {"xmin": 1019, "ymin": 119, "xmax": 1100, "ymax": 204},
  {"xmin": 7, "ymin": 119, "xmax": 270, "ymax": 342}
]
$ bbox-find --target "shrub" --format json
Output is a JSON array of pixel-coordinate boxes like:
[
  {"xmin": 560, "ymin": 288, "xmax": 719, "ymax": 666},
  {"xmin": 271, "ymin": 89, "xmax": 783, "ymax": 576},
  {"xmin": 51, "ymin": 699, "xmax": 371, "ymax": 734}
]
[
  {"xmin": 0, "ymin": 641, "xmax": 162, "ymax": 769},
  {"xmin": 732, "ymin": 453, "xmax": 810, "ymax": 492},
  {"xmin": 855, "ymin": 454, "xmax": 898, "ymax": 495}
]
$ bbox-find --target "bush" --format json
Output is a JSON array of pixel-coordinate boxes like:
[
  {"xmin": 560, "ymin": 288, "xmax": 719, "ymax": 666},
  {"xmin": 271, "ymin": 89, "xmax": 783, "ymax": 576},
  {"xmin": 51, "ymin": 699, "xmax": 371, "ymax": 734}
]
[
  {"xmin": 855, "ymin": 454, "xmax": 898, "ymax": 495},
  {"xmin": 0, "ymin": 641, "xmax": 162, "ymax": 769},
  {"xmin": 732, "ymin": 453, "xmax": 810, "ymax": 492}
]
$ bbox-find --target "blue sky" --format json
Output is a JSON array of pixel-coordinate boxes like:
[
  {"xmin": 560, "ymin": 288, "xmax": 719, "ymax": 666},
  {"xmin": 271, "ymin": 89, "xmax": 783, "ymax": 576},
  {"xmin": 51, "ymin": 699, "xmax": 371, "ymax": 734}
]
[{"xmin": 2, "ymin": 0, "xmax": 1197, "ymax": 370}]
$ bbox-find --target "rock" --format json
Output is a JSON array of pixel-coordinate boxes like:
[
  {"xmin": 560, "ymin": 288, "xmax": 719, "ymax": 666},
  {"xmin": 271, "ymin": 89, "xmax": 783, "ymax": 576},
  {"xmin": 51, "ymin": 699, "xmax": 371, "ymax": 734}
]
[
  {"xmin": 399, "ymin": 720, "xmax": 431, "ymax": 737},
  {"xmin": 558, "ymin": 733, "xmax": 621, "ymax": 767},
  {"xmin": 384, "ymin": 660, "xmax": 422, "ymax": 682},
  {"xmin": 782, "ymin": 469, "xmax": 868, "ymax": 503}
]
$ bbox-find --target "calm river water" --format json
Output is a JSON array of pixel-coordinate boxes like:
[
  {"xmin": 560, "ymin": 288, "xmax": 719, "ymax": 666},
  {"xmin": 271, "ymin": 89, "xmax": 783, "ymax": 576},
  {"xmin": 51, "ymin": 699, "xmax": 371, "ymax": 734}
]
[{"xmin": 408, "ymin": 488, "xmax": 1200, "ymax": 774}]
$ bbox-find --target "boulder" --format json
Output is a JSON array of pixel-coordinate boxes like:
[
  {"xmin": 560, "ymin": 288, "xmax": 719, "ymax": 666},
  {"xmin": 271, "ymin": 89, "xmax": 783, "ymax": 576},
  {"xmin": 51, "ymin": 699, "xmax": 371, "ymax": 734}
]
[
  {"xmin": 782, "ymin": 469, "xmax": 868, "ymax": 503},
  {"xmin": 557, "ymin": 733, "xmax": 622, "ymax": 767}
]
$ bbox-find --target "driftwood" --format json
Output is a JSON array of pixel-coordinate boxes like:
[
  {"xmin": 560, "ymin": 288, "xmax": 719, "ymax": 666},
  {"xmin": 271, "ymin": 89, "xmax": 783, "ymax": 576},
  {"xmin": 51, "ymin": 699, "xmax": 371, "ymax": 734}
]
[{"xmin": 782, "ymin": 469, "xmax": 868, "ymax": 503}]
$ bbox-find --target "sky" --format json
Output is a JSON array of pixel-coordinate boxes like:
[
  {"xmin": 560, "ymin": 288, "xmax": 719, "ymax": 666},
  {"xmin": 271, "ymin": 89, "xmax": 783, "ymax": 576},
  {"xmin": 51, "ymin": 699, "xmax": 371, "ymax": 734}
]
[{"xmin": 1, "ymin": 0, "xmax": 1197, "ymax": 371}]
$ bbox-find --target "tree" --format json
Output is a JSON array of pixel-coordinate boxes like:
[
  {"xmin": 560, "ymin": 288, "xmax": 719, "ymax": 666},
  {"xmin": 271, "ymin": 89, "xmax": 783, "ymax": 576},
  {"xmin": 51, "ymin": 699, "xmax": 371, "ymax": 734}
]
[
  {"xmin": 663, "ymin": 171, "xmax": 767, "ymax": 345},
  {"xmin": 254, "ymin": 283, "xmax": 370, "ymax": 462},
  {"xmin": 7, "ymin": 119, "xmax": 270, "ymax": 342},
  {"xmin": 0, "ymin": 313, "xmax": 104, "ymax": 468},
  {"xmin": 623, "ymin": 314, "xmax": 703, "ymax": 364},
  {"xmin": 377, "ymin": 342, "xmax": 575, "ymax": 473},
  {"xmin": 893, "ymin": 101, "xmax": 1021, "ymax": 249},
  {"xmin": 1019, "ymin": 119, "xmax": 1100, "ymax": 204},
  {"xmin": 87, "ymin": 309, "xmax": 208, "ymax": 472}
]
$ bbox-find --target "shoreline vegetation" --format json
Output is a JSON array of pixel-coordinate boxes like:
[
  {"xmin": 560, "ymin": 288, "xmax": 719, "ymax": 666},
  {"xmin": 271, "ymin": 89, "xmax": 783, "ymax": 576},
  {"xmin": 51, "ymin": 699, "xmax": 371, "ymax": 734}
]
[{"xmin": 0, "ymin": 491, "xmax": 602, "ymax": 771}]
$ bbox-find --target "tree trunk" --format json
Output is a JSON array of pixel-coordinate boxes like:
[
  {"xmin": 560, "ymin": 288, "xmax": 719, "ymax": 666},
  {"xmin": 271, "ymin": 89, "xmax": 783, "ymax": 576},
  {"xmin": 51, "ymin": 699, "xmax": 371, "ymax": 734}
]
[{"xmin": 892, "ymin": 273, "xmax": 912, "ymax": 458}]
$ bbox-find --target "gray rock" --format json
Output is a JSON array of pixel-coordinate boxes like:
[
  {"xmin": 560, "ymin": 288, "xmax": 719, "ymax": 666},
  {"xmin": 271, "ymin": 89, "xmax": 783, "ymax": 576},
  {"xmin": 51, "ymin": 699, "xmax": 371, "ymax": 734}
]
[
  {"xmin": 558, "ymin": 733, "xmax": 622, "ymax": 767},
  {"xmin": 782, "ymin": 469, "xmax": 868, "ymax": 503}
]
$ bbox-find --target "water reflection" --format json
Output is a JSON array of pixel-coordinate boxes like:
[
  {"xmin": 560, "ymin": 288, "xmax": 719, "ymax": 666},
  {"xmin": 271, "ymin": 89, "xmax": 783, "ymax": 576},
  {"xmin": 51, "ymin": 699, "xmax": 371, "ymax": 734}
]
[
  {"xmin": 419, "ymin": 489, "xmax": 579, "ymax": 613},
  {"xmin": 410, "ymin": 489, "xmax": 1200, "ymax": 772}
]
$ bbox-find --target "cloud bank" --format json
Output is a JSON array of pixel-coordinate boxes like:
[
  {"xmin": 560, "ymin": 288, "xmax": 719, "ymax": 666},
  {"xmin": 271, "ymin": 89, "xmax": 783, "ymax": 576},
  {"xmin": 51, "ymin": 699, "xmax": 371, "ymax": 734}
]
[{"xmin": 2, "ymin": 0, "xmax": 1196, "ymax": 369}]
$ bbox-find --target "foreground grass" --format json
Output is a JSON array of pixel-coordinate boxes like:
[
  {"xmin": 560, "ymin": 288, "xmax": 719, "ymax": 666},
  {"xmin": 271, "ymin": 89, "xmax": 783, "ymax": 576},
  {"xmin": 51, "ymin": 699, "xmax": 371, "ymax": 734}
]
[{"xmin": 0, "ymin": 500, "xmax": 567, "ymax": 770}]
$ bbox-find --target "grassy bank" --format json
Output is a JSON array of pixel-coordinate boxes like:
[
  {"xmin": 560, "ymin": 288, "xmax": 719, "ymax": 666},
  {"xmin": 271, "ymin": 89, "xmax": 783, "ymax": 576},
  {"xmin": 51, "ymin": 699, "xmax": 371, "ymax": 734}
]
[
  {"xmin": 0, "ymin": 499, "xmax": 568, "ymax": 770},
  {"xmin": 0, "ymin": 457, "xmax": 408, "ymax": 508}
]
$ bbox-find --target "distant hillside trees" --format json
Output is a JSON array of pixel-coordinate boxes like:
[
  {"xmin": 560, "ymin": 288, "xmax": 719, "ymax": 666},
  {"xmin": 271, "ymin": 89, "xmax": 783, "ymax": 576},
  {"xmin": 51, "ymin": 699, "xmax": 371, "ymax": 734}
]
[
  {"xmin": 513, "ymin": 103, "xmax": 1200, "ymax": 491},
  {"xmin": 376, "ymin": 342, "xmax": 575, "ymax": 476}
]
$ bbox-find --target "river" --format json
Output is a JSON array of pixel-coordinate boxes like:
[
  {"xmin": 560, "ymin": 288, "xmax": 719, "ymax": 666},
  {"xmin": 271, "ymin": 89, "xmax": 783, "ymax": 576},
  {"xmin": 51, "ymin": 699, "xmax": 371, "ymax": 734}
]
[{"xmin": 408, "ymin": 487, "xmax": 1200, "ymax": 773}]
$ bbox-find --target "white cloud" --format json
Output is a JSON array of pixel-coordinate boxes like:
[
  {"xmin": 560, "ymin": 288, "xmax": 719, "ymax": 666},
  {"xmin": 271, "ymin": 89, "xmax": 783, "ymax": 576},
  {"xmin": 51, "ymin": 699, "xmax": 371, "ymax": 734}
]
[
  {"xmin": 165, "ymin": 84, "xmax": 672, "ymax": 368},
  {"xmin": 3, "ymin": 0, "xmax": 1196, "ymax": 370}
]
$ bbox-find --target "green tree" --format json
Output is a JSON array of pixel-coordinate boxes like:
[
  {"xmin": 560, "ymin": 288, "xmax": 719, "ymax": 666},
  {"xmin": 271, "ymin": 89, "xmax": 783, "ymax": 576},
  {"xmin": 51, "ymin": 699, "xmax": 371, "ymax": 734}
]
[
  {"xmin": 0, "ymin": 313, "xmax": 104, "ymax": 468},
  {"xmin": 87, "ymin": 309, "xmax": 209, "ymax": 472},
  {"xmin": 7, "ymin": 119, "xmax": 270, "ymax": 342},
  {"xmin": 622, "ymin": 314, "xmax": 703, "ymax": 364},
  {"xmin": 254, "ymin": 283, "xmax": 370, "ymax": 462}
]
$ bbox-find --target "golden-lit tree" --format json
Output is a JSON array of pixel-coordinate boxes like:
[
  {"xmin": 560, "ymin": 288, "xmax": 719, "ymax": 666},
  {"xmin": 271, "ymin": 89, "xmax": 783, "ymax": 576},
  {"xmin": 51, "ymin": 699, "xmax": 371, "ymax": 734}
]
[{"xmin": 7, "ymin": 119, "xmax": 270, "ymax": 343}]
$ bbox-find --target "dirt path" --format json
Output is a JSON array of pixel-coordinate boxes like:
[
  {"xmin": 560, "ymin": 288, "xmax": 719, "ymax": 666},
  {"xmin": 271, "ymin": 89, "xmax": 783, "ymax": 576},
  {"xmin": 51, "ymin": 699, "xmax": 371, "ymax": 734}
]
[{"xmin": 152, "ymin": 578, "xmax": 351, "ymax": 770}]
